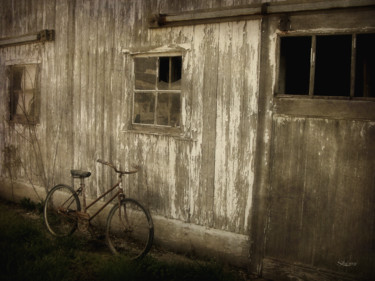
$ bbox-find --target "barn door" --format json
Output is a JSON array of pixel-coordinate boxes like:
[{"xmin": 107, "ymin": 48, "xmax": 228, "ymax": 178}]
[{"xmin": 262, "ymin": 116, "xmax": 374, "ymax": 281}]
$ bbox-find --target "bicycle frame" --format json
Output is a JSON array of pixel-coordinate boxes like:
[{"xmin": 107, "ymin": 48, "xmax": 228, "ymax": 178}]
[{"xmin": 75, "ymin": 174, "xmax": 125, "ymax": 223}]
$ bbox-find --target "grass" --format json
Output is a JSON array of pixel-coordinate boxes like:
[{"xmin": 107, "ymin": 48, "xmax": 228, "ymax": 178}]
[{"xmin": 0, "ymin": 199, "xmax": 243, "ymax": 281}]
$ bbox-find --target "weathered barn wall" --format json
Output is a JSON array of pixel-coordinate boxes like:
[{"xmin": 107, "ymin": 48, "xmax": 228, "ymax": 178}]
[
  {"xmin": 0, "ymin": 0, "xmax": 268, "ymax": 266},
  {"xmin": 1, "ymin": 0, "xmax": 374, "ymax": 278}
]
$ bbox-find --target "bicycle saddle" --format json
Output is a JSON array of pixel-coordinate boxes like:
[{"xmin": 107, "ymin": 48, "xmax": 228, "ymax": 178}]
[{"xmin": 70, "ymin": 170, "xmax": 91, "ymax": 178}]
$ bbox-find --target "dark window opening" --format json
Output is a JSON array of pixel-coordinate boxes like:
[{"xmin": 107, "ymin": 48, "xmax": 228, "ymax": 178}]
[
  {"xmin": 355, "ymin": 34, "xmax": 375, "ymax": 97},
  {"xmin": 133, "ymin": 56, "xmax": 182, "ymax": 128},
  {"xmin": 158, "ymin": 56, "xmax": 182, "ymax": 90},
  {"xmin": 279, "ymin": 36, "xmax": 311, "ymax": 95},
  {"xmin": 278, "ymin": 33, "xmax": 375, "ymax": 99},
  {"xmin": 314, "ymin": 35, "xmax": 351, "ymax": 96}
]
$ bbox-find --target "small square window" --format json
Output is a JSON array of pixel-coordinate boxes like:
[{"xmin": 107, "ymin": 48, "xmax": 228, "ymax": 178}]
[
  {"xmin": 133, "ymin": 56, "xmax": 182, "ymax": 129},
  {"xmin": 9, "ymin": 64, "xmax": 40, "ymax": 123}
]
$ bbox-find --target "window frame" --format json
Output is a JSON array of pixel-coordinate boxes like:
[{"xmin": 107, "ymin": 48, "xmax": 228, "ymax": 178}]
[
  {"xmin": 7, "ymin": 63, "xmax": 41, "ymax": 124},
  {"xmin": 131, "ymin": 51, "xmax": 184, "ymax": 135},
  {"xmin": 275, "ymin": 31, "xmax": 375, "ymax": 101}
]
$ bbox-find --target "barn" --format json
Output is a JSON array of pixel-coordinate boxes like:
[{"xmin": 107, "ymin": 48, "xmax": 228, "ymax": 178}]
[{"xmin": 1, "ymin": 0, "xmax": 374, "ymax": 280}]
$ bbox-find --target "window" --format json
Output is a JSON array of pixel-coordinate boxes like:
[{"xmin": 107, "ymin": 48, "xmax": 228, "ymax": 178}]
[
  {"xmin": 133, "ymin": 56, "xmax": 182, "ymax": 129},
  {"xmin": 278, "ymin": 33, "xmax": 375, "ymax": 98},
  {"xmin": 9, "ymin": 64, "xmax": 40, "ymax": 123}
]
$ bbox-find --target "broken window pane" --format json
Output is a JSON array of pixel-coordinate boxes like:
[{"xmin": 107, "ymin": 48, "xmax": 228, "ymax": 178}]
[
  {"xmin": 279, "ymin": 36, "xmax": 311, "ymax": 95},
  {"xmin": 133, "ymin": 92, "xmax": 155, "ymax": 124},
  {"xmin": 134, "ymin": 57, "xmax": 157, "ymax": 90},
  {"xmin": 314, "ymin": 35, "xmax": 352, "ymax": 96},
  {"xmin": 158, "ymin": 56, "xmax": 182, "ymax": 90},
  {"xmin": 355, "ymin": 33, "xmax": 375, "ymax": 97},
  {"xmin": 157, "ymin": 93, "xmax": 181, "ymax": 127}
]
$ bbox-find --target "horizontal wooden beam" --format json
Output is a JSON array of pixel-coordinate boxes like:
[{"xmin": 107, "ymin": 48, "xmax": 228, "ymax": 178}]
[
  {"xmin": 149, "ymin": 0, "xmax": 375, "ymax": 28},
  {"xmin": 0, "ymin": 30, "xmax": 55, "ymax": 48},
  {"xmin": 273, "ymin": 97, "xmax": 375, "ymax": 121}
]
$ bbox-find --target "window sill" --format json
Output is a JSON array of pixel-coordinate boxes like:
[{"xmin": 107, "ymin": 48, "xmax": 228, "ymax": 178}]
[
  {"xmin": 122, "ymin": 125, "xmax": 194, "ymax": 141},
  {"xmin": 273, "ymin": 96, "xmax": 375, "ymax": 120}
]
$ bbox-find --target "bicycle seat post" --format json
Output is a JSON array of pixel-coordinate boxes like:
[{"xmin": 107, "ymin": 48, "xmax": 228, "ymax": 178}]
[
  {"xmin": 80, "ymin": 177, "xmax": 86, "ymax": 212},
  {"xmin": 70, "ymin": 170, "xmax": 91, "ymax": 213}
]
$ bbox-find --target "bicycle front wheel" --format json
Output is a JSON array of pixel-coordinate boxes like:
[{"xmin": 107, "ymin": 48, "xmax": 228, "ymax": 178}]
[
  {"xmin": 44, "ymin": 184, "xmax": 81, "ymax": 237},
  {"xmin": 106, "ymin": 198, "xmax": 154, "ymax": 260}
]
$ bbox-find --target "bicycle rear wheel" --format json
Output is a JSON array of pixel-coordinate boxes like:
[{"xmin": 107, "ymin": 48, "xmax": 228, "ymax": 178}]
[
  {"xmin": 44, "ymin": 184, "xmax": 81, "ymax": 236},
  {"xmin": 106, "ymin": 198, "xmax": 154, "ymax": 260}
]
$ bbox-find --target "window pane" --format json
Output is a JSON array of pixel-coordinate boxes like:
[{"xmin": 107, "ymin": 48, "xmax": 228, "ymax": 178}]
[
  {"xmin": 158, "ymin": 57, "xmax": 169, "ymax": 89},
  {"xmin": 134, "ymin": 57, "xmax": 157, "ymax": 90},
  {"xmin": 170, "ymin": 56, "xmax": 182, "ymax": 89},
  {"xmin": 10, "ymin": 65, "xmax": 37, "ymax": 120},
  {"xmin": 24, "ymin": 65, "xmax": 37, "ymax": 90},
  {"xmin": 12, "ymin": 67, "xmax": 23, "ymax": 91},
  {"xmin": 10, "ymin": 67, "xmax": 23, "ymax": 117},
  {"xmin": 158, "ymin": 56, "xmax": 182, "ymax": 90},
  {"xmin": 314, "ymin": 35, "xmax": 352, "ymax": 96},
  {"xmin": 355, "ymin": 33, "xmax": 375, "ymax": 97},
  {"xmin": 279, "ymin": 36, "xmax": 311, "ymax": 95},
  {"xmin": 133, "ymin": 92, "xmax": 155, "ymax": 124},
  {"xmin": 16, "ymin": 91, "xmax": 34, "ymax": 116},
  {"xmin": 157, "ymin": 93, "xmax": 180, "ymax": 127}
]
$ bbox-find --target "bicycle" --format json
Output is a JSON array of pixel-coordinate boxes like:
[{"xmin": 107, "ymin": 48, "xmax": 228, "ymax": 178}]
[{"xmin": 43, "ymin": 159, "xmax": 154, "ymax": 260}]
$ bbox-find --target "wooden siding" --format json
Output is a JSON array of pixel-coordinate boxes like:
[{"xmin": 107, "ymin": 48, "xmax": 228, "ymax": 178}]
[
  {"xmin": 1, "ymin": 1, "xmax": 375, "ymax": 278},
  {"xmin": 266, "ymin": 116, "xmax": 375, "ymax": 278}
]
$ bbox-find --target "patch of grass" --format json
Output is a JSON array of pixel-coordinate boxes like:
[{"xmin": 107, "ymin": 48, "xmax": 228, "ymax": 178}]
[
  {"xmin": 20, "ymin": 197, "xmax": 44, "ymax": 213},
  {"xmin": 0, "ymin": 200, "xmax": 243, "ymax": 281}
]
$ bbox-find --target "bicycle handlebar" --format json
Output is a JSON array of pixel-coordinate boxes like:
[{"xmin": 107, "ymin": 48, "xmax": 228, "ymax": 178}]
[{"xmin": 97, "ymin": 159, "xmax": 139, "ymax": 174}]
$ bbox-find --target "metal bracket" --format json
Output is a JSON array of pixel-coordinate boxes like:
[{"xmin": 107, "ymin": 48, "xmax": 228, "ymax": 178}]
[
  {"xmin": 278, "ymin": 14, "xmax": 291, "ymax": 32},
  {"xmin": 37, "ymin": 30, "xmax": 55, "ymax": 42},
  {"xmin": 0, "ymin": 29, "xmax": 55, "ymax": 48}
]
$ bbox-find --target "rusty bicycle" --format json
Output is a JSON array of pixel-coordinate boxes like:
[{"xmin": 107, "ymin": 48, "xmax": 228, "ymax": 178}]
[{"xmin": 43, "ymin": 159, "xmax": 154, "ymax": 260}]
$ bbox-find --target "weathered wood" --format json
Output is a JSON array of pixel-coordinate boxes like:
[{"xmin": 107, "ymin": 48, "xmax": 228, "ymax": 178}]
[
  {"xmin": 266, "ymin": 116, "xmax": 375, "ymax": 279},
  {"xmin": 274, "ymin": 98, "xmax": 375, "ymax": 120},
  {"xmin": 1, "ymin": 1, "xmax": 375, "ymax": 278},
  {"xmin": 249, "ymin": 13, "xmax": 273, "ymax": 275},
  {"xmin": 150, "ymin": 0, "xmax": 375, "ymax": 28},
  {"xmin": 214, "ymin": 20, "xmax": 260, "ymax": 233}
]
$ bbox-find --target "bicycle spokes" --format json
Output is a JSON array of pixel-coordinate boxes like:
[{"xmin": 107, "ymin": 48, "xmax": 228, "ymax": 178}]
[
  {"xmin": 44, "ymin": 185, "xmax": 81, "ymax": 237},
  {"xmin": 106, "ymin": 199, "xmax": 154, "ymax": 260}
]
